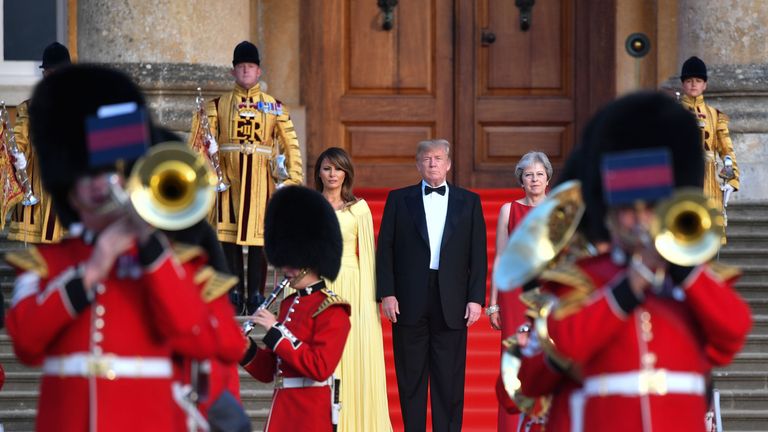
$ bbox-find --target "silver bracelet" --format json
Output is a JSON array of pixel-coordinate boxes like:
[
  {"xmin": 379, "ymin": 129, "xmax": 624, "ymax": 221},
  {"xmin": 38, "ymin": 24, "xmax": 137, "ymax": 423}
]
[{"xmin": 484, "ymin": 304, "xmax": 500, "ymax": 316}]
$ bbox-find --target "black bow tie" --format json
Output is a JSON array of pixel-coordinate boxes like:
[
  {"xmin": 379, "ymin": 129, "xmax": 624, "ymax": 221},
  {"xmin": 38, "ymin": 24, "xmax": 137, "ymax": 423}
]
[{"xmin": 424, "ymin": 185, "xmax": 446, "ymax": 196}]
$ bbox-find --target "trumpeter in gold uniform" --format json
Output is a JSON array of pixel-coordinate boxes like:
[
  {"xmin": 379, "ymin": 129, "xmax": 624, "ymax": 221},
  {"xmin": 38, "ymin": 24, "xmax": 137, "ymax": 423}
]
[
  {"xmin": 189, "ymin": 41, "xmax": 303, "ymax": 314},
  {"xmin": 5, "ymin": 43, "xmax": 70, "ymax": 244},
  {"xmin": 679, "ymin": 56, "xmax": 739, "ymax": 242}
]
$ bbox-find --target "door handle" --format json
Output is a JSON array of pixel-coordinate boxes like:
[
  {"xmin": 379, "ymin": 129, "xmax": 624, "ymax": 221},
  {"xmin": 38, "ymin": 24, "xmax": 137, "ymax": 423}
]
[
  {"xmin": 515, "ymin": 0, "xmax": 535, "ymax": 31},
  {"xmin": 481, "ymin": 29, "xmax": 497, "ymax": 46},
  {"xmin": 377, "ymin": 0, "xmax": 398, "ymax": 31}
]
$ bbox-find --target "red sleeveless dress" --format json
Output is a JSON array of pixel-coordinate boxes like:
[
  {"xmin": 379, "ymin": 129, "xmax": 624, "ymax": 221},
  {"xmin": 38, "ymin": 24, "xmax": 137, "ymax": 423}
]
[{"xmin": 497, "ymin": 201, "xmax": 533, "ymax": 431}]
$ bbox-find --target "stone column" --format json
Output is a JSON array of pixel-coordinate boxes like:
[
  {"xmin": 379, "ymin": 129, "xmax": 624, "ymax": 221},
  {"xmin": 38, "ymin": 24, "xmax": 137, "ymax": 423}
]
[
  {"xmin": 675, "ymin": 0, "xmax": 768, "ymax": 202},
  {"xmin": 77, "ymin": 0, "xmax": 251, "ymax": 132}
]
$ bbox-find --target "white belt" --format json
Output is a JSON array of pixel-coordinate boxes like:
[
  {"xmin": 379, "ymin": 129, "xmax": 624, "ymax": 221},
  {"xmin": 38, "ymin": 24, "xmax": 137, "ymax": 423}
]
[
  {"xmin": 276, "ymin": 376, "xmax": 333, "ymax": 389},
  {"xmin": 219, "ymin": 143, "xmax": 272, "ymax": 155},
  {"xmin": 583, "ymin": 369, "xmax": 705, "ymax": 397},
  {"xmin": 43, "ymin": 353, "xmax": 172, "ymax": 379}
]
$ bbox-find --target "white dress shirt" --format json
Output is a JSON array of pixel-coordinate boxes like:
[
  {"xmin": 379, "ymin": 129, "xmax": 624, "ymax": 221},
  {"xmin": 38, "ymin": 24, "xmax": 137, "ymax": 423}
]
[{"xmin": 422, "ymin": 180, "xmax": 449, "ymax": 270}]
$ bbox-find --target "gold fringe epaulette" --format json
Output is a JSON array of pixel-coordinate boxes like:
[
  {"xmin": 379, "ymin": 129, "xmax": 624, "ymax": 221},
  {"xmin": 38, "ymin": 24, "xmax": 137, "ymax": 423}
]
[
  {"xmin": 195, "ymin": 265, "xmax": 239, "ymax": 303},
  {"xmin": 171, "ymin": 242, "xmax": 205, "ymax": 265},
  {"xmin": 5, "ymin": 247, "xmax": 48, "ymax": 278},
  {"xmin": 312, "ymin": 288, "xmax": 350, "ymax": 317},
  {"xmin": 539, "ymin": 263, "xmax": 595, "ymax": 320},
  {"xmin": 708, "ymin": 261, "xmax": 741, "ymax": 282}
]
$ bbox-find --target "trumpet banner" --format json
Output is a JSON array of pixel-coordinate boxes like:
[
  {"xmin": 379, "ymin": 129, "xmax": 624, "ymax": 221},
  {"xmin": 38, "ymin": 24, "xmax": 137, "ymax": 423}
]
[{"xmin": 0, "ymin": 120, "xmax": 23, "ymax": 229}]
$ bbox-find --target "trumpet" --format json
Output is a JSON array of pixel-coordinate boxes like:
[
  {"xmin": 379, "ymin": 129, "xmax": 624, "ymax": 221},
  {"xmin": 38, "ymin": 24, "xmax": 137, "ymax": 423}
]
[
  {"xmin": 651, "ymin": 188, "xmax": 723, "ymax": 266},
  {"xmin": 1, "ymin": 101, "xmax": 39, "ymax": 206},
  {"xmin": 103, "ymin": 142, "xmax": 217, "ymax": 231},
  {"xmin": 195, "ymin": 88, "xmax": 229, "ymax": 192}
]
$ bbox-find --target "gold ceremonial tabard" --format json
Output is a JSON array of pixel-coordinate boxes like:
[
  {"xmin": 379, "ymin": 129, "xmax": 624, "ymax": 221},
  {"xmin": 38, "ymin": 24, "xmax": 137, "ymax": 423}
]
[
  {"xmin": 6, "ymin": 101, "xmax": 64, "ymax": 244},
  {"xmin": 681, "ymin": 94, "xmax": 740, "ymax": 213},
  {"xmin": 189, "ymin": 84, "xmax": 303, "ymax": 245}
]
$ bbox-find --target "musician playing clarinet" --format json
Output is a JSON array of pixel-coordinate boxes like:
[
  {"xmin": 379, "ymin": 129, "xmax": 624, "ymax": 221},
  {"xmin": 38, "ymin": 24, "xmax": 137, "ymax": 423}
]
[{"xmin": 240, "ymin": 186, "xmax": 351, "ymax": 432}]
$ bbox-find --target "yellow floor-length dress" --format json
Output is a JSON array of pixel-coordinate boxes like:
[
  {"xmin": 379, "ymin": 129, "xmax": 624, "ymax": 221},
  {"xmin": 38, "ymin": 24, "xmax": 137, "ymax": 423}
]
[{"xmin": 327, "ymin": 199, "xmax": 393, "ymax": 432}]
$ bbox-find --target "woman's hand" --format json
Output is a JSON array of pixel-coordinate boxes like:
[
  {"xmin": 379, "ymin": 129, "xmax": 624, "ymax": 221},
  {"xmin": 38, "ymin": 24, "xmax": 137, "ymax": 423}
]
[{"xmin": 489, "ymin": 309, "xmax": 501, "ymax": 330}]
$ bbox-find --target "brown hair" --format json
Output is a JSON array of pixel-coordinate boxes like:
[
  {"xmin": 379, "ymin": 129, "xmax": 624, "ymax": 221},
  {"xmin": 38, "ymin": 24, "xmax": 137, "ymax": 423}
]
[{"xmin": 314, "ymin": 147, "xmax": 357, "ymax": 204}]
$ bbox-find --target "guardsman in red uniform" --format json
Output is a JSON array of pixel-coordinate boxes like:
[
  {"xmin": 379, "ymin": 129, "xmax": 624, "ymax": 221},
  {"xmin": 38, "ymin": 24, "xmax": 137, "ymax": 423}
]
[
  {"xmin": 4, "ymin": 65, "xmax": 213, "ymax": 432},
  {"xmin": 544, "ymin": 92, "xmax": 752, "ymax": 432},
  {"xmin": 240, "ymin": 186, "xmax": 351, "ymax": 432}
]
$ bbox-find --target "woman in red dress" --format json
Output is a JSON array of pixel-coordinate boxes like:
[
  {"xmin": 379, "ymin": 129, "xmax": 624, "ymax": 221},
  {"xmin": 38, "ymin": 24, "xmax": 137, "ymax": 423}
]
[{"xmin": 488, "ymin": 151, "xmax": 552, "ymax": 431}]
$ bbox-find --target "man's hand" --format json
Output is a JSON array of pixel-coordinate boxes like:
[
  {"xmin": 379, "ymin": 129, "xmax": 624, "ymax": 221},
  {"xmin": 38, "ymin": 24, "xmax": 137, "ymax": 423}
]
[
  {"xmin": 83, "ymin": 216, "xmax": 137, "ymax": 289},
  {"xmin": 381, "ymin": 296, "xmax": 399, "ymax": 323},
  {"xmin": 465, "ymin": 302, "xmax": 482, "ymax": 327},
  {"xmin": 250, "ymin": 309, "xmax": 278, "ymax": 331}
]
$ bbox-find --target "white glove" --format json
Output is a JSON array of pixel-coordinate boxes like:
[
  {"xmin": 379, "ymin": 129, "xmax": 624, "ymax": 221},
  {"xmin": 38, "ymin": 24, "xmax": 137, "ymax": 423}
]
[
  {"xmin": 11, "ymin": 151, "xmax": 27, "ymax": 170},
  {"xmin": 722, "ymin": 183, "xmax": 735, "ymax": 207},
  {"xmin": 206, "ymin": 137, "xmax": 218, "ymax": 154}
]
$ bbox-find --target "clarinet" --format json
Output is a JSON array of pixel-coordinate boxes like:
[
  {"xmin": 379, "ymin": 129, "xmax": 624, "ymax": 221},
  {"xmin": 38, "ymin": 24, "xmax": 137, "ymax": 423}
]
[
  {"xmin": 242, "ymin": 277, "xmax": 291, "ymax": 336},
  {"xmin": 195, "ymin": 88, "xmax": 229, "ymax": 192},
  {"xmin": 1, "ymin": 101, "xmax": 39, "ymax": 206},
  {"xmin": 242, "ymin": 269, "xmax": 309, "ymax": 336}
]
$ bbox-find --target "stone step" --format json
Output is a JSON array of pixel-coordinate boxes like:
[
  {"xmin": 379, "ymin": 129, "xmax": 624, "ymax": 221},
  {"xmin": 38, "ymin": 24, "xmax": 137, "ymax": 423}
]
[
  {"xmin": 735, "ymin": 265, "xmax": 768, "ymax": 285},
  {"xmin": 0, "ymin": 391, "xmax": 40, "ymax": 412},
  {"xmin": 713, "ymin": 370, "xmax": 768, "ymax": 391},
  {"xmin": 0, "ymin": 408, "xmax": 36, "ymax": 432},
  {"xmin": 740, "ymin": 334, "xmax": 768, "ymax": 354},
  {"xmin": 725, "ymin": 352, "xmax": 768, "ymax": 372},
  {"xmin": 718, "ymin": 389, "xmax": 768, "ymax": 411},
  {"xmin": 721, "ymin": 409, "xmax": 768, "ymax": 431},
  {"xmin": 718, "ymin": 248, "xmax": 768, "ymax": 265},
  {"xmin": 0, "ymin": 408, "xmax": 270, "ymax": 432},
  {"xmin": 0, "ymin": 372, "xmax": 40, "ymax": 392}
]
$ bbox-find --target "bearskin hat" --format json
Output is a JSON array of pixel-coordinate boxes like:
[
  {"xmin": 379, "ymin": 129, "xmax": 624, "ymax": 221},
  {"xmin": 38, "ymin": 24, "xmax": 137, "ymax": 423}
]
[
  {"xmin": 39, "ymin": 42, "xmax": 71, "ymax": 70},
  {"xmin": 29, "ymin": 64, "xmax": 149, "ymax": 226},
  {"xmin": 570, "ymin": 91, "xmax": 703, "ymax": 243},
  {"xmin": 264, "ymin": 186, "xmax": 342, "ymax": 280},
  {"xmin": 680, "ymin": 56, "xmax": 707, "ymax": 82},
  {"xmin": 232, "ymin": 41, "xmax": 260, "ymax": 66}
]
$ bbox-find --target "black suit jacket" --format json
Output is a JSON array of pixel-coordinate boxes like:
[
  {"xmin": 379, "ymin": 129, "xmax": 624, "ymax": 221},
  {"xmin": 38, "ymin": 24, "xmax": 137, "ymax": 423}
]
[{"xmin": 376, "ymin": 183, "xmax": 487, "ymax": 329}]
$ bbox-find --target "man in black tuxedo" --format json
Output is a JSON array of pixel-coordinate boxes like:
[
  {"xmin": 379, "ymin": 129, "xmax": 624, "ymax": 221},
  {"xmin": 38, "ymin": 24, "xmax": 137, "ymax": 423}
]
[{"xmin": 376, "ymin": 139, "xmax": 487, "ymax": 432}]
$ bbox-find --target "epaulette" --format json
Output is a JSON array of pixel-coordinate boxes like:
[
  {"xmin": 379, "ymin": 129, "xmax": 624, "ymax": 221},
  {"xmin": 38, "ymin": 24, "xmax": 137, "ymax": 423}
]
[
  {"xmin": 708, "ymin": 261, "xmax": 741, "ymax": 282},
  {"xmin": 171, "ymin": 242, "xmax": 205, "ymax": 265},
  {"xmin": 5, "ymin": 247, "xmax": 48, "ymax": 278},
  {"xmin": 716, "ymin": 110, "xmax": 729, "ymax": 123},
  {"xmin": 16, "ymin": 100, "xmax": 29, "ymax": 118},
  {"xmin": 539, "ymin": 263, "xmax": 595, "ymax": 320},
  {"xmin": 312, "ymin": 288, "xmax": 350, "ymax": 317},
  {"xmin": 195, "ymin": 265, "xmax": 239, "ymax": 303}
]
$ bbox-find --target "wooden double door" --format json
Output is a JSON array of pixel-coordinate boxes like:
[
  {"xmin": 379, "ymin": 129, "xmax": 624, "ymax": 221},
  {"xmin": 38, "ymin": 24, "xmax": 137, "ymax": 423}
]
[{"xmin": 303, "ymin": 0, "xmax": 615, "ymax": 189}]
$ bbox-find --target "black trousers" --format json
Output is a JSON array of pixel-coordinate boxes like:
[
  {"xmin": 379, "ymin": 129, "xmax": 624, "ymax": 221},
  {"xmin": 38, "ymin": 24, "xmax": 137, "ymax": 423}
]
[
  {"xmin": 392, "ymin": 270, "xmax": 467, "ymax": 432},
  {"xmin": 221, "ymin": 242, "xmax": 267, "ymax": 310}
]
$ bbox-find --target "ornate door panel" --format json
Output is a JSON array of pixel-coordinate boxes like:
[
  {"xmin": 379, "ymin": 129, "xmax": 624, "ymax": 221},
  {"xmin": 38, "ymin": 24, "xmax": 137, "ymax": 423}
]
[
  {"xmin": 304, "ymin": 0, "xmax": 453, "ymax": 188},
  {"xmin": 304, "ymin": 0, "xmax": 614, "ymax": 189},
  {"xmin": 456, "ymin": 0, "xmax": 576, "ymax": 187}
]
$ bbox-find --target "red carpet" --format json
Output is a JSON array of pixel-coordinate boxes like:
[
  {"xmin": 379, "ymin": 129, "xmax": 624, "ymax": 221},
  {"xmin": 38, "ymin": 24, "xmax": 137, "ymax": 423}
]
[{"xmin": 358, "ymin": 187, "xmax": 524, "ymax": 432}]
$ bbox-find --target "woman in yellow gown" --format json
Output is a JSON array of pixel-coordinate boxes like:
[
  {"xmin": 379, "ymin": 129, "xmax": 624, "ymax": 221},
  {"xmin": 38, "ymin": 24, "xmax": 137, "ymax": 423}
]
[{"xmin": 314, "ymin": 147, "xmax": 393, "ymax": 431}]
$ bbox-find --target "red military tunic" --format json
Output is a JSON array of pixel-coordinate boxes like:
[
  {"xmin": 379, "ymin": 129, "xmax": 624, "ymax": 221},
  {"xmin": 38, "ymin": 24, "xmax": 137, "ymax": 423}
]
[
  {"xmin": 545, "ymin": 254, "xmax": 752, "ymax": 432},
  {"xmin": 4, "ymin": 233, "xmax": 212, "ymax": 432},
  {"xmin": 241, "ymin": 281, "xmax": 351, "ymax": 432},
  {"xmin": 169, "ymin": 247, "xmax": 248, "ymax": 431}
]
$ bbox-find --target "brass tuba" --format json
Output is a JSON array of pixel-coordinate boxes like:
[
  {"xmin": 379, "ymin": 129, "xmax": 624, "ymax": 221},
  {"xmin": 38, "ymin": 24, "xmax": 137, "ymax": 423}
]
[
  {"xmin": 493, "ymin": 180, "xmax": 586, "ymax": 292},
  {"xmin": 125, "ymin": 142, "xmax": 217, "ymax": 231},
  {"xmin": 651, "ymin": 188, "xmax": 723, "ymax": 266}
]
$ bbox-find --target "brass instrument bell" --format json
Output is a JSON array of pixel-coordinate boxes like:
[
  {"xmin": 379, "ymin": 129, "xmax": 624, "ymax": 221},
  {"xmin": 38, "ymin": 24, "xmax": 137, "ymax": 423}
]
[
  {"xmin": 651, "ymin": 188, "xmax": 722, "ymax": 266},
  {"xmin": 126, "ymin": 142, "xmax": 216, "ymax": 230},
  {"xmin": 493, "ymin": 180, "xmax": 585, "ymax": 291}
]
